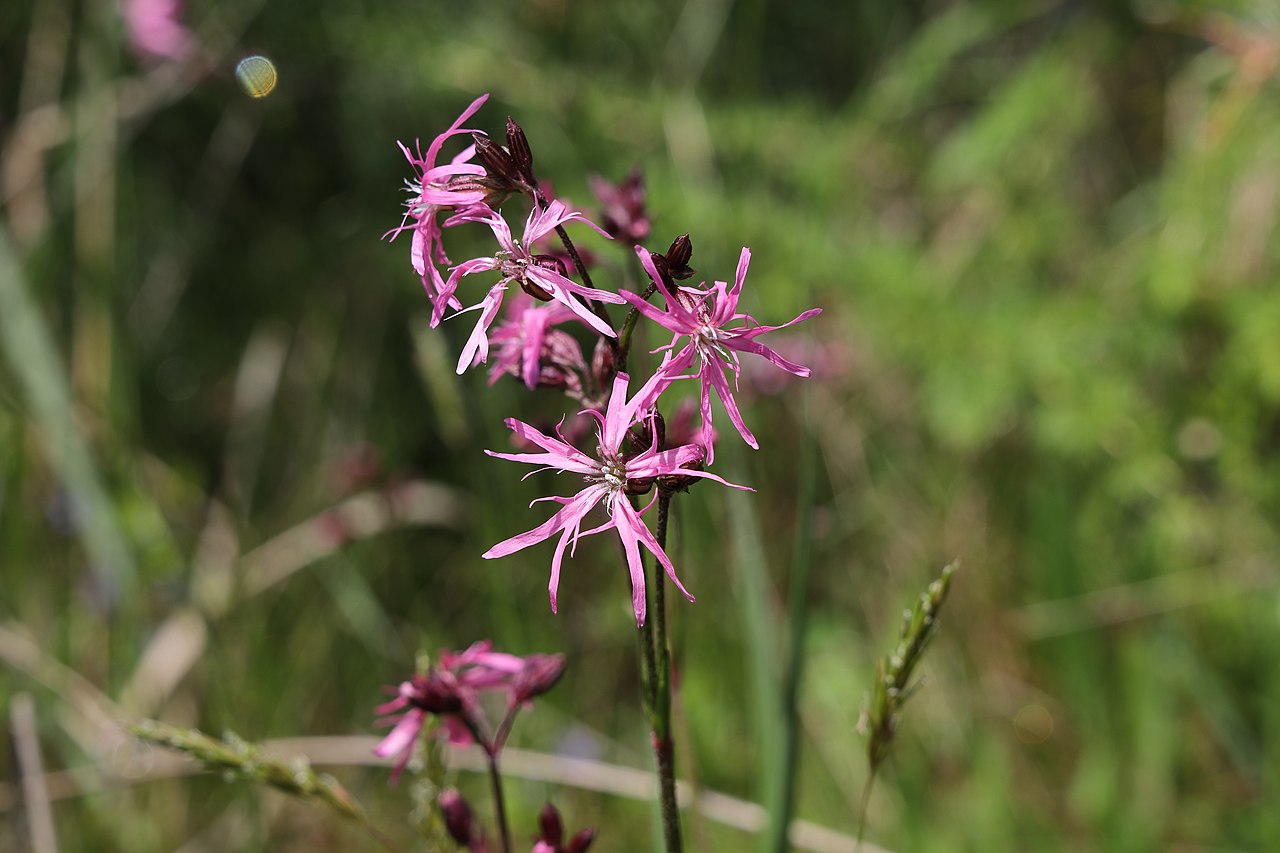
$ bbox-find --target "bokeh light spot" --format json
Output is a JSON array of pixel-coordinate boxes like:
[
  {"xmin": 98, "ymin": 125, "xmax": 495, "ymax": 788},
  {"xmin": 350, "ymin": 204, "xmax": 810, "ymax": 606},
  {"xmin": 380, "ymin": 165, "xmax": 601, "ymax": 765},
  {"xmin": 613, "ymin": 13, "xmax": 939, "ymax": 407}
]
[
  {"xmin": 1013, "ymin": 704, "xmax": 1055, "ymax": 744},
  {"xmin": 235, "ymin": 55, "xmax": 277, "ymax": 98}
]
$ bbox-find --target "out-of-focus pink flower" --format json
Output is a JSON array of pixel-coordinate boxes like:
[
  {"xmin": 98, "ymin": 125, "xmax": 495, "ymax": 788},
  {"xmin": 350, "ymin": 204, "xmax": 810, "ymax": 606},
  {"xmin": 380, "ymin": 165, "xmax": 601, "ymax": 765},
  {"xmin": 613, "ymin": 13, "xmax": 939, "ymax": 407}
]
[
  {"xmin": 372, "ymin": 670, "xmax": 463, "ymax": 783},
  {"xmin": 123, "ymin": 0, "xmax": 194, "ymax": 62},
  {"xmin": 589, "ymin": 168, "xmax": 649, "ymax": 246},
  {"xmin": 481, "ymin": 292, "xmax": 585, "ymax": 390},
  {"xmin": 443, "ymin": 201, "xmax": 623, "ymax": 374},
  {"xmin": 621, "ymin": 246, "xmax": 821, "ymax": 462},
  {"xmin": 373, "ymin": 641, "xmax": 565, "ymax": 782},
  {"xmin": 384, "ymin": 94, "xmax": 491, "ymax": 326},
  {"xmin": 483, "ymin": 370, "xmax": 749, "ymax": 625}
]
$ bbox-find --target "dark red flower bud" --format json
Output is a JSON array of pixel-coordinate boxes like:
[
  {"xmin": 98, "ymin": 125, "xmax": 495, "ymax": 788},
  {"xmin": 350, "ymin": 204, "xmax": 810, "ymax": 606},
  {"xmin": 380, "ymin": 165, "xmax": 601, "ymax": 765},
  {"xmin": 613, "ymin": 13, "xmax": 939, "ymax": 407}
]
[
  {"xmin": 663, "ymin": 234, "xmax": 695, "ymax": 280},
  {"xmin": 624, "ymin": 476, "xmax": 655, "ymax": 496},
  {"xmin": 520, "ymin": 279, "xmax": 555, "ymax": 301},
  {"xmin": 473, "ymin": 133, "xmax": 518, "ymax": 181},
  {"xmin": 468, "ymin": 132, "xmax": 528, "ymax": 203},
  {"xmin": 567, "ymin": 827, "xmax": 597, "ymax": 853},
  {"xmin": 505, "ymin": 117, "xmax": 536, "ymax": 184},
  {"xmin": 439, "ymin": 789, "xmax": 477, "ymax": 846},
  {"xmin": 538, "ymin": 802, "xmax": 564, "ymax": 846},
  {"xmin": 531, "ymin": 253, "xmax": 570, "ymax": 279}
]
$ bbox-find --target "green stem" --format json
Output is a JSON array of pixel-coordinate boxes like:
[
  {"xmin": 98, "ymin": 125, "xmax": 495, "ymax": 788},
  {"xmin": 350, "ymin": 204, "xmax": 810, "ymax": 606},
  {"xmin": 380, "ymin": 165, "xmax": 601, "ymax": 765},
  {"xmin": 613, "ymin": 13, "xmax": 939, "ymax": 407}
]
[
  {"xmin": 855, "ymin": 767, "xmax": 877, "ymax": 850},
  {"xmin": 615, "ymin": 281, "xmax": 657, "ymax": 375},
  {"xmin": 651, "ymin": 491, "xmax": 683, "ymax": 853},
  {"xmin": 486, "ymin": 748, "xmax": 512, "ymax": 853}
]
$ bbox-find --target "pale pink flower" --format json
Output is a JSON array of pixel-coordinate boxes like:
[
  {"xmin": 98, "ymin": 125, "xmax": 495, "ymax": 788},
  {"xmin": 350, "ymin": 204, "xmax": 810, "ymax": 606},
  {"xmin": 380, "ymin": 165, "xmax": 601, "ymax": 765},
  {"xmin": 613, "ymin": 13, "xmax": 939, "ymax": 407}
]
[
  {"xmin": 481, "ymin": 291, "xmax": 584, "ymax": 390},
  {"xmin": 443, "ymin": 201, "xmax": 623, "ymax": 374},
  {"xmin": 621, "ymin": 246, "xmax": 821, "ymax": 462},
  {"xmin": 123, "ymin": 0, "xmax": 194, "ymax": 62},
  {"xmin": 384, "ymin": 94, "xmax": 492, "ymax": 326},
  {"xmin": 483, "ymin": 369, "xmax": 749, "ymax": 625}
]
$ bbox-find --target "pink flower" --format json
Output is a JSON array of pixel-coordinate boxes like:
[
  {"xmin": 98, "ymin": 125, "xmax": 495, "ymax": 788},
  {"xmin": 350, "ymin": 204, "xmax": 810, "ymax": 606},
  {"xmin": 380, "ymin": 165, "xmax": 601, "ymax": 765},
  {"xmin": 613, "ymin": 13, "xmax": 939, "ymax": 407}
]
[
  {"xmin": 123, "ymin": 0, "xmax": 194, "ymax": 62},
  {"xmin": 372, "ymin": 670, "xmax": 464, "ymax": 783},
  {"xmin": 483, "ymin": 370, "xmax": 749, "ymax": 625},
  {"xmin": 384, "ymin": 94, "xmax": 492, "ymax": 326},
  {"xmin": 589, "ymin": 168, "xmax": 650, "ymax": 246},
  {"xmin": 373, "ymin": 641, "xmax": 564, "ymax": 782},
  {"xmin": 621, "ymin": 246, "xmax": 821, "ymax": 462},
  {"xmin": 481, "ymin": 292, "xmax": 585, "ymax": 390},
  {"xmin": 443, "ymin": 201, "xmax": 623, "ymax": 374}
]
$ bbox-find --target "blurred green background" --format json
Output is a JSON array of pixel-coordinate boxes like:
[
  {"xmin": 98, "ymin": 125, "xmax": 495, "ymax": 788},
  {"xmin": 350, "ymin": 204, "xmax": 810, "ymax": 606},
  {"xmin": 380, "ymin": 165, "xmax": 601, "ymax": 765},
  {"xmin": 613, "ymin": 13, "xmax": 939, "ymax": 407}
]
[{"xmin": 4, "ymin": 0, "xmax": 1280, "ymax": 849}]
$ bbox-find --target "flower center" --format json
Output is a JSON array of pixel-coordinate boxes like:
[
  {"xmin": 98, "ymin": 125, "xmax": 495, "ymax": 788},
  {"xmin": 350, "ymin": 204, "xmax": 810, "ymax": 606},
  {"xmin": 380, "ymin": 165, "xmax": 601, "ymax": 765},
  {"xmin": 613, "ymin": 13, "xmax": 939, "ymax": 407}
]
[{"xmin": 594, "ymin": 452, "xmax": 627, "ymax": 491}]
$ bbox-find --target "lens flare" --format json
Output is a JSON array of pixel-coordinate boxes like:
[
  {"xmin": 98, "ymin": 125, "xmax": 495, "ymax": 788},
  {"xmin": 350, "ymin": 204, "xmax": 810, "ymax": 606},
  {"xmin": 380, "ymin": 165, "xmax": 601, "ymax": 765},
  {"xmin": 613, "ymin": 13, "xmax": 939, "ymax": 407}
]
[{"xmin": 235, "ymin": 56, "xmax": 277, "ymax": 98}]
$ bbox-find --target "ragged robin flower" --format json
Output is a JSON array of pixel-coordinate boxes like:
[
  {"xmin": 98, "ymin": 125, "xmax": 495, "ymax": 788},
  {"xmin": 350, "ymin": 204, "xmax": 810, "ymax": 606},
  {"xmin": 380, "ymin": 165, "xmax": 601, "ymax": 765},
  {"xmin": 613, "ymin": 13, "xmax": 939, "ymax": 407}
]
[
  {"xmin": 442, "ymin": 201, "xmax": 624, "ymax": 374},
  {"xmin": 483, "ymin": 369, "xmax": 749, "ymax": 625},
  {"xmin": 384, "ymin": 93, "xmax": 492, "ymax": 326},
  {"xmin": 622, "ymin": 245, "xmax": 821, "ymax": 462}
]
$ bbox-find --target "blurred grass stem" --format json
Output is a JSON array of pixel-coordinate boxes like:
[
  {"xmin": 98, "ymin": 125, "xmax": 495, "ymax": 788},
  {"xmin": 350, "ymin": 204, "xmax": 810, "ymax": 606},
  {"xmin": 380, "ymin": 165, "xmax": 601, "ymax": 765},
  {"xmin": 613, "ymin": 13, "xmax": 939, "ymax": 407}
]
[
  {"xmin": 767, "ymin": 398, "xmax": 816, "ymax": 853},
  {"xmin": 0, "ymin": 226, "xmax": 137, "ymax": 591}
]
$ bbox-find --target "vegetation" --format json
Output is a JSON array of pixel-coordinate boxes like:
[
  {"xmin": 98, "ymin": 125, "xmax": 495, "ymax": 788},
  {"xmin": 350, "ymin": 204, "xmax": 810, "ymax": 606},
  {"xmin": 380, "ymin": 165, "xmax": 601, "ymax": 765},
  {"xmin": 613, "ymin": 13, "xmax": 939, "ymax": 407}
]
[{"xmin": 3, "ymin": 0, "xmax": 1280, "ymax": 849}]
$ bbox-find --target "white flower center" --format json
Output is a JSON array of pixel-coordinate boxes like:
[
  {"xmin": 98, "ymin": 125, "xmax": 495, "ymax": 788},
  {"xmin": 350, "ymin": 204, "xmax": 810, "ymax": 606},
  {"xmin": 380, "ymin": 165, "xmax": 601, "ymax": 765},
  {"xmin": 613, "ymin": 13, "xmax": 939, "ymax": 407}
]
[{"xmin": 595, "ymin": 453, "xmax": 627, "ymax": 490}]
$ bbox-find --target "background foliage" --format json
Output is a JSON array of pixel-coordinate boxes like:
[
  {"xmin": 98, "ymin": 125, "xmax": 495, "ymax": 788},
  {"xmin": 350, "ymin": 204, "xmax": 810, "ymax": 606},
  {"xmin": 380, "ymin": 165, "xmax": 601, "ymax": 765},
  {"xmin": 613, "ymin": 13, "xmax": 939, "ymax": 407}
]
[{"xmin": 4, "ymin": 0, "xmax": 1280, "ymax": 849}]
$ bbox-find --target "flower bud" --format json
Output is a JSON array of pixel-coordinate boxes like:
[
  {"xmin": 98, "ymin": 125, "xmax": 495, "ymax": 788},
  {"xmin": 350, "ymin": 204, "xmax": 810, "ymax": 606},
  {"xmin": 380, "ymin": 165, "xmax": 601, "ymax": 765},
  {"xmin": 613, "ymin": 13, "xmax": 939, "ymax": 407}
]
[
  {"xmin": 531, "ymin": 253, "xmax": 570, "ymax": 279},
  {"xmin": 664, "ymin": 234, "xmax": 694, "ymax": 279},
  {"xmin": 520, "ymin": 279, "xmax": 555, "ymax": 301},
  {"xmin": 624, "ymin": 476, "xmax": 655, "ymax": 496},
  {"xmin": 505, "ymin": 116, "xmax": 536, "ymax": 184},
  {"xmin": 538, "ymin": 802, "xmax": 564, "ymax": 846},
  {"xmin": 468, "ymin": 132, "xmax": 528, "ymax": 202},
  {"xmin": 567, "ymin": 828, "xmax": 597, "ymax": 853},
  {"xmin": 438, "ymin": 789, "xmax": 477, "ymax": 846}
]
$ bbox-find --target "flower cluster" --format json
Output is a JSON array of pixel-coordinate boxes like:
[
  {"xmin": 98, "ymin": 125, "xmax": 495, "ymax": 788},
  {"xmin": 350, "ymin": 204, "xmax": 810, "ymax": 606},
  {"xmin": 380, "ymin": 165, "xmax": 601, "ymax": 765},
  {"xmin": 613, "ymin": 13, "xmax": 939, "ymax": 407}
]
[
  {"xmin": 385, "ymin": 94, "xmax": 821, "ymax": 625},
  {"xmin": 373, "ymin": 641, "xmax": 564, "ymax": 782}
]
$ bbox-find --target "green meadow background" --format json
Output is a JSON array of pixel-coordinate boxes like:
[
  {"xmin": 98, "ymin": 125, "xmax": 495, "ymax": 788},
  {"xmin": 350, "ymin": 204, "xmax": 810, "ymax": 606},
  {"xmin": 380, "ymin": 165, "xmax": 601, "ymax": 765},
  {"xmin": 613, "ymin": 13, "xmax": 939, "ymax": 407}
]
[{"xmin": 4, "ymin": 0, "xmax": 1280, "ymax": 849}]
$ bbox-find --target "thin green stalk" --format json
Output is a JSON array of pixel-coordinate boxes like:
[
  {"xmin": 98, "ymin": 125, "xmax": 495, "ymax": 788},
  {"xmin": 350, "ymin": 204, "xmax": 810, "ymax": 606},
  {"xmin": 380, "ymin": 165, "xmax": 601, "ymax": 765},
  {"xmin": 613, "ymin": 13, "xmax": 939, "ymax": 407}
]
[
  {"xmin": 615, "ymin": 281, "xmax": 657, "ymax": 375},
  {"xmin": 485, "ymin": 748, "xmax": 513, "ymax": 853},
  {"xmin": 724, "ymin": 452, "xmax": 782, "ymax": 815},
  {"xmin": 651, "ymin": 490, "xmax": 682, "ymax": 853},
  {"xmin": 636, "ymin": 559, "xmax": 658, "ymax": 722},
  {"xmin": 0, "ymin": 227, "xmax": 138, "ymax": 592}
]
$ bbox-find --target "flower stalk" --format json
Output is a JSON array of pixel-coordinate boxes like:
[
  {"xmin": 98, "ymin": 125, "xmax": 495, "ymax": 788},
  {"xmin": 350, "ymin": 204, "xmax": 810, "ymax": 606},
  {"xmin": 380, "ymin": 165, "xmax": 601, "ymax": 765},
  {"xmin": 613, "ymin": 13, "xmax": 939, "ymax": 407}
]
[{"xmin": 649, "ymin": 489, "xmax": 683, "ymax": 853}]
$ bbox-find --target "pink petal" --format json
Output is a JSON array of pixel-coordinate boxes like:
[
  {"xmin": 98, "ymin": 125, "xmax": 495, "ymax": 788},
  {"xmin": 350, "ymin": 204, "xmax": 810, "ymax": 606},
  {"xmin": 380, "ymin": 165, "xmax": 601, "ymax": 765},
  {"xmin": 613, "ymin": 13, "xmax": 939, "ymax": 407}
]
[
  {"xmin": 373, "ymin": 709, "xmax": 424, "ymax": 759},
  {"xmin": 423, "ymin": 93, "xmax": 489, "ymax": 167},
  {"xmin": 706, "ymin": 361, "xmax": 758, "ymax": 449},
  {"xmin": 456, "ymin": 284, "xmax": 507, "ymax": 373},
  {"xmin": 482, "ymin": 485, "xmax": 606, "ymax": 561}
]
